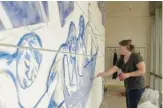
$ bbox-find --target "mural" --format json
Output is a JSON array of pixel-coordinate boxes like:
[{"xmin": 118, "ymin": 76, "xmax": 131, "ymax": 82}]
[
  {"xmin": 58, "ymin": 1, "xmax": 74, "ymax": 27},
  {"xmin": 0, "ymin": 32, "xmax": 43, "ymax": 107},
  {"xmin": 0, "ymin": 1, "xmax": 104, "ymax": 108},
  {"xmin": 1, "ymin": 1, "xmax": 49, "ymax": 28},
  {"xmin": 0, "ymin": 32, "xmax": 65, "ymax": 108},
  {"xmin": 0, "ymin": 16, "xmax": 98, "ymax": 108},
  {"xmin": 47, "ymin": 3, "xmax": 99, "ymax": 108}
]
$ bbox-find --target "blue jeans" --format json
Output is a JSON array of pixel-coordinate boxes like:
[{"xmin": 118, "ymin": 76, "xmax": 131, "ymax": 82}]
[{"xmin": 126, "ymin": 88, "xmax": 145, "ymax": 108}]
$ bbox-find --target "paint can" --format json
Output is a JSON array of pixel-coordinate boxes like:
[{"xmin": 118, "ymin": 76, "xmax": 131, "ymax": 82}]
[{"xmin": 118, "ymin": 70, "xmax": 123, "ymax": 81}]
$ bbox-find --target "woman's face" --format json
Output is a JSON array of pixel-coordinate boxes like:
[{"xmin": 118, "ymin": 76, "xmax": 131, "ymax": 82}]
[{"xmin": 119, "ymin": 45, "xmax": 127, "ymax": 55}]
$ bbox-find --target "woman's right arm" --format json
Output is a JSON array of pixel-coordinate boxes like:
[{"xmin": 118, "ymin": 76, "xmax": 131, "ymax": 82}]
[
  {"xmin": 96, "ymin": 66, "xmax": 119, "ymax": 77},
  {"xmin": 97, "ymin": 55, "xmax": 123, "ymax": 77}
]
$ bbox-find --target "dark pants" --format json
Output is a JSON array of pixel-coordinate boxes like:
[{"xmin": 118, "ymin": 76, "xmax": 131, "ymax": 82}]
[{"xmin": 126, "ymin": 88, "xmax": 145, "ymax": 108}]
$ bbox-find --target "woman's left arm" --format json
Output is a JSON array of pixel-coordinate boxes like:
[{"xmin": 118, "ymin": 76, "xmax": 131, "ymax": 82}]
[
  {"xmin": 120, "ymin": 54, "xmax": 146, "ymax": 80},
  {"xmin": 129, "ymin": 61, "xmax": 146, "ymax": 77},
  {"xmin": 120, "ymin": 62, "xmax": 146, "ymax": 80}
]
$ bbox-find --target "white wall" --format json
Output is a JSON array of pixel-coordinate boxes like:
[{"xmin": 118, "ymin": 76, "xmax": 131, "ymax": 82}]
[{"xmin": 104, "ymin": 1, "xmax": 151, "ymax": 86}]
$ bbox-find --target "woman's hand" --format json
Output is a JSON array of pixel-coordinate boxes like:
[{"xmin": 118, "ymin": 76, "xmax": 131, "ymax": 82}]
[
  {"xmin": 119, "ymin": 73, "xmax": 131, "ymax": 81},
  {"xmin": 96, "ymin": 72, "xmax": 104, "ymax": 77},
  {"xmin": 96, "ymin": 66, "xmax": 119, "ymax": 78}
]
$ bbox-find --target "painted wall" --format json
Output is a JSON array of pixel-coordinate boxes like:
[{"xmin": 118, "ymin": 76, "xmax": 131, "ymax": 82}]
[
  {"xmin": 104, "ymin": 1, "xmax": 151, "ymax": 86},
  {"xmin": 0, "ymin": 1, "xmax": 105, "ymax": 108}
]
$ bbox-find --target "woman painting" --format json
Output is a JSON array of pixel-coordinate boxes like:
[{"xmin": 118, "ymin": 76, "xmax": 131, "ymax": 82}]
[{"xmin": 97, "ymin": 40, "xmax": 146, "ymax": 108}]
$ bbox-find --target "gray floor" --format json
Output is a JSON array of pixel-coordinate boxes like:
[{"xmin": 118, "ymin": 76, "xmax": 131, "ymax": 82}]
[{"xmin": 100, "ymin": 88, "xmax": 126, "ymax": 108}]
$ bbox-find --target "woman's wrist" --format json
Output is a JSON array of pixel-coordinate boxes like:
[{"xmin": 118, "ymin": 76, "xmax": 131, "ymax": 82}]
[
  {"xmin": 102, "ymin": 72, "xmax": 106, "ymax": 77},
  {"xmin": 102, "ymin": 71, "xmax": 109, "ymax": 77}
]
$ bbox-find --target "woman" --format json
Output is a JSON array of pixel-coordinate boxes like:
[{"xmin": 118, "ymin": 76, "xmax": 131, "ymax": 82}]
[{"xmin": 97, "ymin": 40, "xmax": 146, "ymax": 108}]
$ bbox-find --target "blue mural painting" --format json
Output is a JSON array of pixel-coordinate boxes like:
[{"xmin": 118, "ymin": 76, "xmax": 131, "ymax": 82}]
[
  {"xmin": 63, "ymin": 16, "xmax": 98, "ymax": 108},
  {"xmin": 0, "ymin": 32, "xmax": 42, "ymax": 107},
  {"xmin": 0, "ymin": 32, "xmax": 63, "ymax": 108},
  {"xmin": 42, "ymin": 1, "xmax": 49, "ymax": 20},
  {"xmin": 47, "ymin": 14, "xmax": 98, "ymax": 108},
  {"xmin": 0, "ymin": 20, "xmax": 4, "ymax": 31},
  {"xmin": 58, "ymin": 1, "xmax": 74, "ymax": 27},
  {"xmin": 0, "ymin": 3, "xmax": 98, "ymax": 107},
  {"xmin": 1, "ymin": 1, "xmax": 49, "ymax": 28}
]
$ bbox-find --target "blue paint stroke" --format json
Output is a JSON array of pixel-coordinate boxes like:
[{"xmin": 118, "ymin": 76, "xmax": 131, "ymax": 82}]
[
  {"xmin": 57, "ymin": 1, "xmax": 74, "ymax": 27},
  {"xmin": 0, "ymin": 20, "xmax": 4, "ymax": 31},
  {"xmin": 42, "ymin": 1, "xmax": 49, "ymax": 20},
  {"xmin": 48, "ymin": 99, "xmax": 58, "ymax": 108},
  {"xmin": 76, "ymin": 15, "xmax": 86, "ymax": 55},
  {"xmin": 48, "ymin": 92, "xmax": 65, "ymax": 108},
  {"xmin": 1, "ymin": 1, "xmax": 49, "ymax": 28}
]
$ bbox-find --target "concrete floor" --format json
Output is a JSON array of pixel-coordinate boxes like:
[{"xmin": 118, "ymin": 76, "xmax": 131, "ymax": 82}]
[{"xmin": 100, "ymin": 87, "xmax": 126, "ymax": 108}]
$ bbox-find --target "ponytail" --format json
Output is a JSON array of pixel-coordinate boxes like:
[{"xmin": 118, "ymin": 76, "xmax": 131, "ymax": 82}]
[{"xmin": 119, "ymin": 39, "xmax": 135, "ymax": 52}]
